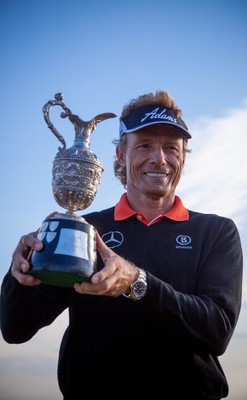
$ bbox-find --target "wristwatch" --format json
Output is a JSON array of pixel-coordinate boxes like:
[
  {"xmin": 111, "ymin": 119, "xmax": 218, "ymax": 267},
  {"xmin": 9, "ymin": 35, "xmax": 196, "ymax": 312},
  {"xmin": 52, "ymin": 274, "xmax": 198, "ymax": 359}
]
[{"xmin": 123, "ymin": 268, "xmax": 147, "ymax": 301}]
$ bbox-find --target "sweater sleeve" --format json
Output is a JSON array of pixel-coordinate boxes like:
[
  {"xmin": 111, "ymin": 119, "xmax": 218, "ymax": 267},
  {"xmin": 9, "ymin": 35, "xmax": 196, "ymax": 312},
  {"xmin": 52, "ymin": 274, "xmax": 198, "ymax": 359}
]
[
  {"xmin": 0, "ymin": 268, "xmax": 70, "ymax": 343},
  {"xmin": 143, "ymin": 218, "xmax": 243, "ymax": 356}
]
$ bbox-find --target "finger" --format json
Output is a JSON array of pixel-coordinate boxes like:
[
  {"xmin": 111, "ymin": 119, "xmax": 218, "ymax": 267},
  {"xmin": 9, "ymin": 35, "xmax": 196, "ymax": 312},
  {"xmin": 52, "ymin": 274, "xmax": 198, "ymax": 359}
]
[
  {"xmin": 11, "ymin": 262, "xmax": 41, "ymax": 286},
  {"xmin": 90, "ymin": 258, "xmax": 118, "ymax": 284},
  {"xmin": 93, "ymin": 232, "xmax": 118, "ymax": 284},
  {"xmin": 74, "ymin": 271, "xmax": 116, "ymax": 295},
  {"xmin": 74, "ymin": 281, "xmax": 96, "ymax": 294},
  {"xmin": 95, "ymin": 231, "xmax": 115, "ymax": 262},
  {"xmin": 12, "ymin": 233, "xmax": 43, "ymax": 276},
  {"xmin": 20, "ymin": 233, "xmax": 43, "ymax": 251}
]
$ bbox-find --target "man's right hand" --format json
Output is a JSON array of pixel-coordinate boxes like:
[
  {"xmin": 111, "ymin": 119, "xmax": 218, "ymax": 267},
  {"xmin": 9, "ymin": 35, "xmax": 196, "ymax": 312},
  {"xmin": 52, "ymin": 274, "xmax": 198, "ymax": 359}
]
[
  {"xmin": 11, "ymin": 232, "xmax": 43, "ymax": 286},
  {"xmin": 11, "ymin": 211, "xmax": 59, "ymax": 286}
]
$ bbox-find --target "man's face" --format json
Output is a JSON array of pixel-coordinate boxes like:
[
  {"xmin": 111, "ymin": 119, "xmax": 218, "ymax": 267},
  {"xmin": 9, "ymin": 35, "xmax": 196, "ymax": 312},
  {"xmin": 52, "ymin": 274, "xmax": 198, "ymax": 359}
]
[{"xmin": 117, "ymin": 125, "xmax": 185, "ymax": 200}]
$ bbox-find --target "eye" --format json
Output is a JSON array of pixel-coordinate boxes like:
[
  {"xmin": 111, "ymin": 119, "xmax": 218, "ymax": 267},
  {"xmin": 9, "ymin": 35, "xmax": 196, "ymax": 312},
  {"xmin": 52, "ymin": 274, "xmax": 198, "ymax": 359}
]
[
  {"xmin": 136, "ymin": 143, "xmax": 149, "ymax": 149},
  {"xmin": 166, "ymin": 145, "xmax": 180, "ymax": 153}
]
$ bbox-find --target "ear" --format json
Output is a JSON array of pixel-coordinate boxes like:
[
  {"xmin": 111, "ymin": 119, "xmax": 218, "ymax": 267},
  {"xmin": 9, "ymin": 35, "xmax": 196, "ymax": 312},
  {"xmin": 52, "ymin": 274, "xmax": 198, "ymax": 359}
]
[{"xmin": 116, "ymin": 146, "xmax": 126, "ymax": 167}]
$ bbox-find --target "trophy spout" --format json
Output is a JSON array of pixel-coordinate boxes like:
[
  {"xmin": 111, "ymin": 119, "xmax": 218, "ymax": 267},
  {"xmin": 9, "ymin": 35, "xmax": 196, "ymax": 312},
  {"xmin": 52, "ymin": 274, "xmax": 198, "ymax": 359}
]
[{"xmin": 68, "ymin": 111, "xmax": 117, "ymax": 148}]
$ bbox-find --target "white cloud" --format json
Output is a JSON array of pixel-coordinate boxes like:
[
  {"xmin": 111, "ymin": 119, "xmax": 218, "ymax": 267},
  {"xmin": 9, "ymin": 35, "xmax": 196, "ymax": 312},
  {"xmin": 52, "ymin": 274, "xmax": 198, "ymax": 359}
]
[
  {"xmin": 179, "ymin": 99, "xmax": 247, "ymax": 228},
  {"xmin": 178, "ymin": 102, "xmax": 247, "ymax": 306}
]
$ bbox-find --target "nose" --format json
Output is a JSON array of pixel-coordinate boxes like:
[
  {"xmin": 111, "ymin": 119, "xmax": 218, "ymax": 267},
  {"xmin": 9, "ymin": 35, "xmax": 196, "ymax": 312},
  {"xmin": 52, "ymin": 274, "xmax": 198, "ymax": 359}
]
[{"xmin": 151, "ymin": 146, "xmax": 166, "ymax": 165}]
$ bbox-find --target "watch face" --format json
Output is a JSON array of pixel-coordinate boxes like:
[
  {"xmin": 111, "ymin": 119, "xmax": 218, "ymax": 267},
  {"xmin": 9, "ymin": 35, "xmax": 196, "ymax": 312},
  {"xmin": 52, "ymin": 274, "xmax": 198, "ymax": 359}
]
[
  {"xmin": 132, "ymin": 281, "xmax": 147, "ymax": 298},
  {"xmin": 122, "ymin": 269, "xmax": 147, "ymax": 301}
]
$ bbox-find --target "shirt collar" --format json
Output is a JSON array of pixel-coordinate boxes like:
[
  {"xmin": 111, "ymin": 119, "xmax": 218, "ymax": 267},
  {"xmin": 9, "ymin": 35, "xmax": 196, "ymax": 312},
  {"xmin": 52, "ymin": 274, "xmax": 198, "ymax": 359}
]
[{"xmin": 114, "ymin": 193, "xmax": 189, "ymax": 222}]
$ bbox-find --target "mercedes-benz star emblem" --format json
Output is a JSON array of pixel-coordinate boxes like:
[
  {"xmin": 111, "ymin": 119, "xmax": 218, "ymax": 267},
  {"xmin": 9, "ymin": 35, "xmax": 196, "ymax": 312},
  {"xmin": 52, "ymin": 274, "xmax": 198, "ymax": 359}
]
[{"xmin": 102, "ymin": 231, "xmax": 124, "ymax": 249}]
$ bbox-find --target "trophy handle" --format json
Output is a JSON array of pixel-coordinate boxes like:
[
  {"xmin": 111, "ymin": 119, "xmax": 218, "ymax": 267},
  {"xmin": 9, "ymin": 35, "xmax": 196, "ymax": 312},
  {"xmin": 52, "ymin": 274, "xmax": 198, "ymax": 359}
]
[{"xmin": 42, "ymin": 92, "xmax": 72, "ymax": 150}]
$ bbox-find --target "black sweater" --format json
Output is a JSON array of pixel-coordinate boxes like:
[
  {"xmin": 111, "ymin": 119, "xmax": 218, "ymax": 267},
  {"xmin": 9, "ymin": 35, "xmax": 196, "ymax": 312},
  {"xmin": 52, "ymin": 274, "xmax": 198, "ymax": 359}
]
[{"xmin": 0, "ymin": 207, "xmax": 243, "ymax": 399}]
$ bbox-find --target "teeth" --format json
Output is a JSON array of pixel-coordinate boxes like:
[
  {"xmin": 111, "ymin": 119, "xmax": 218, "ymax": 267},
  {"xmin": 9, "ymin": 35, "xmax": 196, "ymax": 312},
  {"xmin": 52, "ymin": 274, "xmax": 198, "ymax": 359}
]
[{"xmin": 145, "ymin": 172, "xmax": 167, "ymax": 177}]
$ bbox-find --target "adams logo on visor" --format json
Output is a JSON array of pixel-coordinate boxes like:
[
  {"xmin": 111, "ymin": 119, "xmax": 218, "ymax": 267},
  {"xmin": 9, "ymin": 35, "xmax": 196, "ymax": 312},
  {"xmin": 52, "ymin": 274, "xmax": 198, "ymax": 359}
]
[{"xmin": 119, "ymin": 105, "xmax": 191, "ymax": 139}]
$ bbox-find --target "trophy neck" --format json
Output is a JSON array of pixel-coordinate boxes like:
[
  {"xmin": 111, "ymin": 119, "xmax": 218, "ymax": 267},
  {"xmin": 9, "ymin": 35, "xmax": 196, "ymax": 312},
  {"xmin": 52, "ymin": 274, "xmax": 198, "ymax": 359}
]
[
  {"xmin": 73, "ymin": 139, "xmax": 90, "ymax": 149},
  {"xmin": 65, "ymin": 210, "xmax": 76, "ymax": 216}
]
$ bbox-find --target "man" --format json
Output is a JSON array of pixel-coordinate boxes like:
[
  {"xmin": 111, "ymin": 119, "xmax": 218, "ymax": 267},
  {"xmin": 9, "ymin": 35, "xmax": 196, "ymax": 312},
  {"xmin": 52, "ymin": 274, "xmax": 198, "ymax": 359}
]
[{"xmin": 0, "ymin": 90, "xmax": 243, "ymax": 399}]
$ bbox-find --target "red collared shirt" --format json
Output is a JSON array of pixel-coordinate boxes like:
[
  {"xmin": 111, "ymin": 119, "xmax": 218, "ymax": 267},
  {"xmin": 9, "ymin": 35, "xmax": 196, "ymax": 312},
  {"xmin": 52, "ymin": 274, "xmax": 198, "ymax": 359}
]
[{"xmin": 114, "ymin": 193, "xmax": 189, "ymax": 226}]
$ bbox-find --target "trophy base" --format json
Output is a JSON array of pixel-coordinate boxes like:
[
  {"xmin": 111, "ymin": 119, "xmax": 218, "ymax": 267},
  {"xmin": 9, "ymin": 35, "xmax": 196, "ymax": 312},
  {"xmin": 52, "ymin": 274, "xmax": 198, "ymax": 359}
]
[
  {"xmin": 28, "ymin": 269, "xmax": 91, "ymax": 288},
  {"xmin": 28, "ymin": 212, "xmax": 97, "ymax": 288}
]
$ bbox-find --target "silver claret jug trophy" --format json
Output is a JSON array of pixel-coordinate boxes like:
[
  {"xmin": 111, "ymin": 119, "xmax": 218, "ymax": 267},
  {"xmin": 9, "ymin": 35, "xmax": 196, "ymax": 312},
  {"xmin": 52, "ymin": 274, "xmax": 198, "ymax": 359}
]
[{"xmin": 29, "ymin": 93, "xmax": 117, "ymax": 287}]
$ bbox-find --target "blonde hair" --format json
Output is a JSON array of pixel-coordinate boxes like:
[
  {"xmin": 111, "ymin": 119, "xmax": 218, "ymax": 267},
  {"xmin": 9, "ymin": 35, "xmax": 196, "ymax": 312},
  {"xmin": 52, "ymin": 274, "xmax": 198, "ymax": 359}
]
[{"xmin": 120, "ymin": 89, "xmax": 183, "ymax": 120}]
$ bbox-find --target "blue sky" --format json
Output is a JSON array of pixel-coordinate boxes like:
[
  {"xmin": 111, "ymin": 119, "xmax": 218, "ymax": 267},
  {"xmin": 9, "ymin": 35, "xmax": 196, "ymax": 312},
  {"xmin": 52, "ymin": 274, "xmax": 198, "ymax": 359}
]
[{"xmin": 0, "ymin": 1, "xmax": 247, "ymax": 399}]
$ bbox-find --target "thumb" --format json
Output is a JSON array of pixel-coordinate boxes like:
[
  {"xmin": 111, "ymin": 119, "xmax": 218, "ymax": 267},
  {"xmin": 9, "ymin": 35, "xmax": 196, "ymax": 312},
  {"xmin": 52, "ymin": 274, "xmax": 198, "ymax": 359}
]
[{"xmin": 95, "ymin": 231, "xmax": 115, "ymax": 262}]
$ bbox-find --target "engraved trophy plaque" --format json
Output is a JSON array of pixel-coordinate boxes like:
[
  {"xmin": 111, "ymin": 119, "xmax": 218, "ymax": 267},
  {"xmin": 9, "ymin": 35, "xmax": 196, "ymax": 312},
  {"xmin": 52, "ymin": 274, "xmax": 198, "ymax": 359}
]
[{"xmin": 29, "ymin": 93, "xmax": 117, "ymax": 287}]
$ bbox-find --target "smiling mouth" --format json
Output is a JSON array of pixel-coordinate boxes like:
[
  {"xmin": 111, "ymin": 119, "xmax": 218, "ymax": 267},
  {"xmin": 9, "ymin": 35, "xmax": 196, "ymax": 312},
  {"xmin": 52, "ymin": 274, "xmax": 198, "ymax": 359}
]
[{"xmin": 144, "ymin": 172, "xmax": 168, "ymax": 178}]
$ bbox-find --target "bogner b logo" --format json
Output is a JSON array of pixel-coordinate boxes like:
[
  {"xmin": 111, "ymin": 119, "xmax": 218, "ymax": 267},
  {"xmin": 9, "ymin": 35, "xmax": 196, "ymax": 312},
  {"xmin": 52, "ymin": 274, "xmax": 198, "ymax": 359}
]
[{"xmin": 176, "ymin": 235, "xmax": 192, "ymax": 249}]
